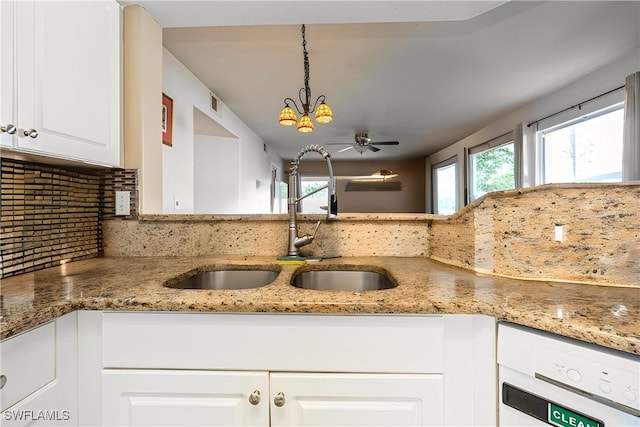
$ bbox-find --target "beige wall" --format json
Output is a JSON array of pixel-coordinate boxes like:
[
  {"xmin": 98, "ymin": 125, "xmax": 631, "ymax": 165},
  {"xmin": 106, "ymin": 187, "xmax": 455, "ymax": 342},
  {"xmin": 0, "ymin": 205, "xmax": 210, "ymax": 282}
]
[
  {"xmin": 123, "ymin": 5, "xmax": 163, "ymax": 214},
  {"xmin": 291, "ymin": 158, "xmax": 426, "ymax": 213}
]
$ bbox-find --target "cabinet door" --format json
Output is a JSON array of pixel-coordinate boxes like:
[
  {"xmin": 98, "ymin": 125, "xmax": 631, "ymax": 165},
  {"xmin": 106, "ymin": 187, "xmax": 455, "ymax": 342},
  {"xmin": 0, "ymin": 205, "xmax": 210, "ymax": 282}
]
[
  {"xmin": 102, "ymin": 370, "xmax": 269, "ymax": 427},
  {"xmin": 1, "ymin": 312, "xmax": 77, "ymax": 426},
  {"xmin": 14, "ymin": 0, "xmax": 120, "ymax": 166},
  {"xmin": 0, "ymin": 0, "xmax": 15, "ymax": 148},
  {"xmin": 270, "ymin": 373, "xmax": 444, "ymax": 427},
  {"xmin": 1, "ymin": 383, "xmax": 70, "ymax": 427}
]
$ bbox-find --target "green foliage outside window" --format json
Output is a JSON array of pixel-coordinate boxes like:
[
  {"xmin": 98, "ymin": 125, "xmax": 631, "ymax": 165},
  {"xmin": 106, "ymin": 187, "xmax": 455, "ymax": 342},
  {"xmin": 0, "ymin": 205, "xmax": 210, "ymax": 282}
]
[{"xmin": 471, "ymin": 143, "xmax": 514, "ymax": 200}]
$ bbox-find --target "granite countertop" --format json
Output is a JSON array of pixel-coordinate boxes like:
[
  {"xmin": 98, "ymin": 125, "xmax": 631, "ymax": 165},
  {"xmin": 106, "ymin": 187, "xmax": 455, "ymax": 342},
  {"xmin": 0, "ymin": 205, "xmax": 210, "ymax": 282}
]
[{"xmin": 1, "ymin": 256, "xmax": 638, "ymax": 355}]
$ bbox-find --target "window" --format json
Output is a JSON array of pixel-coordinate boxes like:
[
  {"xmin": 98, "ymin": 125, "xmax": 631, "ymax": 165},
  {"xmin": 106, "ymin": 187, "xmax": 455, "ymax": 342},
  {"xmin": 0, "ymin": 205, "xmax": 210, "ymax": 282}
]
[
  {"xmin": 539, "ymin": 104, "xmax": 624, "ymax": 184},
  {"xmin": 432, "ymin": 158, "xmax": 457, "ymax": 215},
  {"xmin": 277, "ymin": 181, "xmax": 288, "ymax": 214},
  {"xmin": 299, "ymin": 176, "xmax": 328, "ymax": 214},
  {"xmin": 468, "ymin": 136, "xmax": 515, "ymax": 202}
]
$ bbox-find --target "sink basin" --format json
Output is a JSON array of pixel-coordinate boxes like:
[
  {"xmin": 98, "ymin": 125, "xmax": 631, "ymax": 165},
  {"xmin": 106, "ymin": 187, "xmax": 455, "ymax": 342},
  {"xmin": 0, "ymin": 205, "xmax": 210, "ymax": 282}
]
[
  {"xmin": 167, "ymin": 269, "xmax": 279, "ymax": 290},
  {"xmin": 291, "ymin": 269, "xmax": 396, "ymax": 291}
]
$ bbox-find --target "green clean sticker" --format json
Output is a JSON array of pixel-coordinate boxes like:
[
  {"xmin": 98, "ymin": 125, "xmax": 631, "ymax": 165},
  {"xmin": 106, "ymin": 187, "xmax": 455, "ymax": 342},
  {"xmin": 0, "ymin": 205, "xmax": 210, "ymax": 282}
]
[{"xmin": 548, "ymin": 403, "xmax": 603, "ymax": 427}]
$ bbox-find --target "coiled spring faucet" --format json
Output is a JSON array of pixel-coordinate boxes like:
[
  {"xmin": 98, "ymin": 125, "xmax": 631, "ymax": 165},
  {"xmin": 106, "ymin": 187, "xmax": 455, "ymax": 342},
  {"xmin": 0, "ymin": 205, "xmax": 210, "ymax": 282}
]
[{"xmin": 287, "ymin": 144, "xmax": 338, "ymax": 256}]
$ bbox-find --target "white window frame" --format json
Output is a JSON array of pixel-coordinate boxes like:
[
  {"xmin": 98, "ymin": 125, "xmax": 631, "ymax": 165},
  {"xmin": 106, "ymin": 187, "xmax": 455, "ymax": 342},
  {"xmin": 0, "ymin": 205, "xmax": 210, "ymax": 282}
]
[
  {"xmin": 467, "ymin": 132, "xmax": 515, "ymax": 203},
  {"xmin": 432, "ymin": 156, "xmax": 458, "ymax": 215},
  {"xmin": 299, "ymin": 175, "xmax": 330, "ymax": 214},
  {"xmin": 536, "ymin": 102, "xmax": 624, "ymax": 185}
]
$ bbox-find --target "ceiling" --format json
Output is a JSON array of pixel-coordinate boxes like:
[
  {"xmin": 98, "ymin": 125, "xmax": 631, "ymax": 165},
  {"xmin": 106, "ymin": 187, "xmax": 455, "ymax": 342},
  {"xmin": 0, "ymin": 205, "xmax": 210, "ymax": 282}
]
[{"xmin": 121, "ymin": 1, "xmax": 640, "ymax": 161}]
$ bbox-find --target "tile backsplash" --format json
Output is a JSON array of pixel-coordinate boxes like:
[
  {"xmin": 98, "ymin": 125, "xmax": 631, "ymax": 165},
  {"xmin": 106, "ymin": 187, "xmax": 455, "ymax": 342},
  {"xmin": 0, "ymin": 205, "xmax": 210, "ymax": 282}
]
[{"xmin": 0, "ymin": 158, "xmax": 137, "ymax": 278}]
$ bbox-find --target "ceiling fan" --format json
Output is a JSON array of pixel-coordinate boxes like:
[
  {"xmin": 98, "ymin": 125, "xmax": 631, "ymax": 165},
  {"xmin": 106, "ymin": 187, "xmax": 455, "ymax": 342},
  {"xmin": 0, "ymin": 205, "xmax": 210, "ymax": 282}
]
[{"xmin": 328, "ymin": 133, "xmax": 399, "ymax": 154}]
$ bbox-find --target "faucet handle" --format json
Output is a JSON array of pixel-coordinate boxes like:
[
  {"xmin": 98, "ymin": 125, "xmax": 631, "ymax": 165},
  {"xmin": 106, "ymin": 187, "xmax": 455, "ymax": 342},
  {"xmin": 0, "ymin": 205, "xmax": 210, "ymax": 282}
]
[
  {"xmin": 311, "ymin": 220, "xmax": 321, "ymax": 237},
  {"xmin": 293, "ymin": 220, "xmax": 322, "ymax": 249}
]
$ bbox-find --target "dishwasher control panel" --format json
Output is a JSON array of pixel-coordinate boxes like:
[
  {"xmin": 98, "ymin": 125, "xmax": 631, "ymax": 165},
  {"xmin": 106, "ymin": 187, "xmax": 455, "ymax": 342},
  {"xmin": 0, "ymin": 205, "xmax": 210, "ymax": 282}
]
[
  {"xmin": 535, "ymin": 345, "xmax": 639, "ymax": 413},
  {"xmin": 498, "ymin": 322, "xmax": 640, "ymax": 416}
]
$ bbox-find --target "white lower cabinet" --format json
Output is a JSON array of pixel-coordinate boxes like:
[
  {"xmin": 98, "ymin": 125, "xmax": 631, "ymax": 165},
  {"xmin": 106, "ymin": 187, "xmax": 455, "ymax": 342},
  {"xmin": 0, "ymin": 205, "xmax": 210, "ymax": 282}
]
[
  {"xmin": 0, "ymin": 312, "xmax": 78, "ymax": 427},
  {"xmin": 102, "ymin": 370, "xmax": 442, "ymax": 427},
  {"xmin": 2, "ymin": 311, "xmax": 496, "ymax": 427},
  {"xmin": 269, "ymin": 373, "xmax": 443, "ymax": 427},
  {"xmin": 102, "ymin": 370, "xmax": 269, "ymax": 427},
  {"xmin": 97, "ymin": 312, "xmax": 495, "ymax": 427}
]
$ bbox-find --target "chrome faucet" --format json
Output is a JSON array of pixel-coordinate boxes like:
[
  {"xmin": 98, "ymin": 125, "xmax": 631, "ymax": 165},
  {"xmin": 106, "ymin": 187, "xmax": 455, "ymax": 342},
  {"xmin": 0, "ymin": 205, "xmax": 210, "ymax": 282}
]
[{"xmin": 287, "ymin": 144, "xmax": 338, "ymax": 256}]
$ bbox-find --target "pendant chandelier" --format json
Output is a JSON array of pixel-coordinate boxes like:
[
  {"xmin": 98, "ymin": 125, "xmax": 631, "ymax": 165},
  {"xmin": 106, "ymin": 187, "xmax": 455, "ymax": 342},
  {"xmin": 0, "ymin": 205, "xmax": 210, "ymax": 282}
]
[{"xmin": 278, "ymin": 24, "xmax": 333, "ymax": 133}]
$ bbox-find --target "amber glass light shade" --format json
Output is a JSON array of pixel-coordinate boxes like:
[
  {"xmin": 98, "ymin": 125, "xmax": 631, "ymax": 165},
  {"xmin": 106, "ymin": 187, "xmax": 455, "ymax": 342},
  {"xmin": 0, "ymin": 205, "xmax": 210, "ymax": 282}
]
[
  {"xmin": 314, "ymin": 102, "xmax": 333, "ymax": 124},
  {"xmin": 297, "ymin": 114, "xmax": 314, "ymax": 132},
  {"xmin": 279, "ymin": 105, "xmax": 297, "ymax": 126}
]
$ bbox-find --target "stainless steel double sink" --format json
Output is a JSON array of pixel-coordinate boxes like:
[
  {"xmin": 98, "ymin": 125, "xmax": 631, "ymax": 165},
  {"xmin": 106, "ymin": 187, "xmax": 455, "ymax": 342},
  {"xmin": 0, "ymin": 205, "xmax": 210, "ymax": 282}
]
[
  {"xmin": 167, "ymin": 269, "xmax": 279, "ymax": 290},
  {"xmin": 165, "ymin": 266, "xmax": 396, "ymax": 291}
]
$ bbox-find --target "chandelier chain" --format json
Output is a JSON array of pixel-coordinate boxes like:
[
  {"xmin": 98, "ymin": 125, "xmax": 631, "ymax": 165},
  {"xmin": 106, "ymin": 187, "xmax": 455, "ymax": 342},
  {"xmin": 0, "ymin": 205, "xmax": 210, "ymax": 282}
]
[{"xmin": 301, "ymin": 24, "xmax": 311, "ymax": 111}]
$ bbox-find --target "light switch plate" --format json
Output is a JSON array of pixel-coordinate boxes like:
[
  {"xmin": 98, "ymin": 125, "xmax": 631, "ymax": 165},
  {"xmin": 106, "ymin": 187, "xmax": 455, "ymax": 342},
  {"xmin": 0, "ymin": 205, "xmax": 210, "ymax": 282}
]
[
  {"xmin": 115, "ymin": 191, "xmax": 130, "ymax": 216},
  {"xmin": 554, "ymin": 225, "xmax": 564, "ymax": 242}
]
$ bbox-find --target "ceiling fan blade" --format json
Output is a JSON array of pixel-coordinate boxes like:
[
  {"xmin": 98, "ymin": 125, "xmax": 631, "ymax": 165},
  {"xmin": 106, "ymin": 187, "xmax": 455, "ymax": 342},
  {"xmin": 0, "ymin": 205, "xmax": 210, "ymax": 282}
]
[
  {"xmin": 370, "ymin": 141, "xmax": 399, "ymax": 146},
  {"xmin": 337, "ymin": 146, "xmax": 354, "ymax": 153},
  {"xmin": 367, "ymin": 145, "xmax": 381, "ymax": 152},
  {"xmin": 327, "ymin": 142, "xmax": 352, "ymax": 146}
]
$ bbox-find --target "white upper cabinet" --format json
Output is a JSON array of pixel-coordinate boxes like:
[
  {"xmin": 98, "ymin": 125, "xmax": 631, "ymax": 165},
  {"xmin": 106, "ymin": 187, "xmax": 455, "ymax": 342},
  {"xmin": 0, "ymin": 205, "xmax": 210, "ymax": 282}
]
[
  {"xmin": 2, "ymin": 0, "xmax": 121, "ymax": 166},
  {"xmin": 0, "ymin": 1, "xmax": 15, "ymax": 148}
]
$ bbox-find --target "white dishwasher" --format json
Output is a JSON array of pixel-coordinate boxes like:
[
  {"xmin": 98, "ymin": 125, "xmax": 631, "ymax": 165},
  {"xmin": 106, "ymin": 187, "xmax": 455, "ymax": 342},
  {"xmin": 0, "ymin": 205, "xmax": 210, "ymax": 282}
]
[{"xmin": 498, "ymin": 322, "xmax": 639, "ymax": 427}]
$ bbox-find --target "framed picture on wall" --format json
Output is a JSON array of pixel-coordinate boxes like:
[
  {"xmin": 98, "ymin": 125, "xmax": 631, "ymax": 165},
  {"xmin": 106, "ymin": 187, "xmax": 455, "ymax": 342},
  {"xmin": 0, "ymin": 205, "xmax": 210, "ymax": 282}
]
[{"xmin": 162, "ymin": 93, "xmax": 173, "ymax": 146}]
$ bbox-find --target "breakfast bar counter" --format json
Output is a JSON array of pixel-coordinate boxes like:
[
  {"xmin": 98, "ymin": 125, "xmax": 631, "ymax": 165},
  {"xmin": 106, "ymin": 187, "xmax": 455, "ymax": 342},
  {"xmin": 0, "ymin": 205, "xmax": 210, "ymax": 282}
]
[{"xmin": 1, "ymin": 256, "xmax": 638, "ymax": 355}]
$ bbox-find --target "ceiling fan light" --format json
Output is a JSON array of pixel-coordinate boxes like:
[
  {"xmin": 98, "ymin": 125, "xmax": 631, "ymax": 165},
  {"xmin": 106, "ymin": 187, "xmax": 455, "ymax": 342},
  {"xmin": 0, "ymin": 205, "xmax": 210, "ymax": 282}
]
[
  {"xmin": 279, "ymin": 105, "xmax": 298, "ymax": 126},
  {"xmin": 354, "ymin": 145, "xmax": 367, "ymax": 154},
  {"xmin": 372, "ymin": 169, "xmax": 399, "ymax": 180},
  {"xmin": 314, "ymin": 101, "xmax": 333, "ymax": 124},
  {"xmin": 297, "ymin": 114, "xmax": 314, "ymax": 133}
]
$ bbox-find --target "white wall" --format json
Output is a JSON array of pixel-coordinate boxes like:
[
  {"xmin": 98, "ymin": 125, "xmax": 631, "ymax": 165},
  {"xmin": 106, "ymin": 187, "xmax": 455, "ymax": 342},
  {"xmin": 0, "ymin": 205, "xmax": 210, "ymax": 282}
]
[
  {"xmin": 162, "ymin": 50, "xmax": 195, "ymax": 213},
  {"xmin": 429, "ymin": 48, "xmax": 639, "ymax": 211},
  {"xmin": 194, "ymin": 135, "xmax": 240, "ymax": 213},
  {"xmin": 162, "ymin": 48, "xmax": 283, "ymax": 214}
]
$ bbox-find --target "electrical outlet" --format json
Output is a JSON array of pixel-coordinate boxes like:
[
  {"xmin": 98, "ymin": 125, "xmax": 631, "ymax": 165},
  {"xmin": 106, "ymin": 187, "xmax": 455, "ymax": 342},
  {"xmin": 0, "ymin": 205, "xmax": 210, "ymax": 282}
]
[
  {"xmin": 174, "ymin": 196, "xmax": 180, "ymax": 210},
  {"xmin": 554, "ymin": 225, "xmax": 564, "ymax": 242},
  {"xmin": 115, "ymin": 191, "xmax": 130, "ymax": 216}
]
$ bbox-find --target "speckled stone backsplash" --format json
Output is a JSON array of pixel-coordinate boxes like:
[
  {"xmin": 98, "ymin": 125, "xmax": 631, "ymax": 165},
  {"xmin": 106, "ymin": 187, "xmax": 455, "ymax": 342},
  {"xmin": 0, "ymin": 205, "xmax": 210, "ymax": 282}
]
[
  {"xmin": 82, "ymin": 183, "xmax": 640, "ymax": 287},
  {"xmin": 431, "ymin": 184, "xmax": 639, "ymax": 287},
  {"xmin": 102, "ymin": 215, "xmax": 430, "ymax": 258}
]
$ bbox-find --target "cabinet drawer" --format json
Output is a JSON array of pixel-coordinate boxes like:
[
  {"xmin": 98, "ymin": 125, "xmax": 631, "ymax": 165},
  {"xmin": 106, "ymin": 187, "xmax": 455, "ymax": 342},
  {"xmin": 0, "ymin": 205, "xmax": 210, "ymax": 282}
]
[
  {"xmin": 102, "ymin": 313, "xmax": 444, "ymax": 373},
  {"xmin": 0, "ymin": 322, "xmax": 56, "ymax": 411}
]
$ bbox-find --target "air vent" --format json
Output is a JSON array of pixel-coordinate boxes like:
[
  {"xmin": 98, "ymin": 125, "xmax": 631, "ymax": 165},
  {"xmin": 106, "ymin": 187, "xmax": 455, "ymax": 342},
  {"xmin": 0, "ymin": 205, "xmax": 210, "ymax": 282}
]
[{"xmin": 210, "ymin": 92, "xmax": 218, "ymax": 112}]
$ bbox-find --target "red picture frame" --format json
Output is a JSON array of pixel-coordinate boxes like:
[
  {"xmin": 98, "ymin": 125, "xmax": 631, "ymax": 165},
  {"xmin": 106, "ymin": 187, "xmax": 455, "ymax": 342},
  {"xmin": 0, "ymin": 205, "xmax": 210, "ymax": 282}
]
[{"xmin": 162, "ymin": 93, "xmax": 173, "ymax": 146}]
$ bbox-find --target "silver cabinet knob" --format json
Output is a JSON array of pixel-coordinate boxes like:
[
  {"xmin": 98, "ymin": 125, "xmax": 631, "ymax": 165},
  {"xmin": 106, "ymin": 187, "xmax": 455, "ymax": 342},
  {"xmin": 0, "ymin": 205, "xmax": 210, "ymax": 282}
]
[
  {"xmin": 0, "ymin": 375, "xmax": 7, "ymax": 390},
  {"xmin": 21, "ymin": 128, "xmax": 38, "ymax": 138},
  {"xmin": 273, "ymin": 392, "xmax": 286, "ymax": 407},
  {"xmin": 22, "ymin": 128, "xmax": 38, "ymax": 139},
  {"xmin": 248, "ymin": 390, "xmax": 261, "ymax": 405},
  {"xmin": 1, "ymin": 124, "xmax": 16, "ymax": 134}
]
